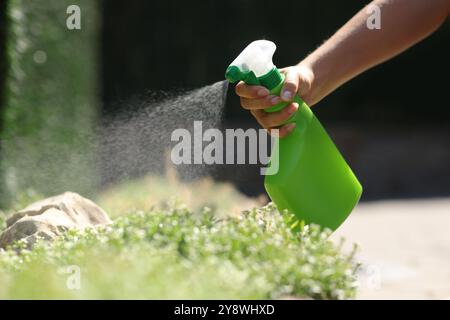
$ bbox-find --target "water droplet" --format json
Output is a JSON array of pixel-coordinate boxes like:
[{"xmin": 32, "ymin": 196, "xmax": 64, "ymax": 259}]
[{"xmin": 33, "ymin": 50, "xmax": 47, "ymax": 64}]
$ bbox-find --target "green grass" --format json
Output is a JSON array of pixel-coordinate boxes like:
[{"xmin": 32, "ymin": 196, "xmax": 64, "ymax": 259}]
[{"xmin": 0, "ymin": 201, "xmax": 358, "ymax": 299}]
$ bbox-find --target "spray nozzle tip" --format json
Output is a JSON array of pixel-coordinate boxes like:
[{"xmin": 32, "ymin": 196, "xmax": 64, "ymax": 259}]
[
  {"xmin": 225, "ymin": 65, "xmax": 260, "ymax": 85},
  {"xmin": 225, "ymin": 65, "xmax": 241, "ymax": 83}
]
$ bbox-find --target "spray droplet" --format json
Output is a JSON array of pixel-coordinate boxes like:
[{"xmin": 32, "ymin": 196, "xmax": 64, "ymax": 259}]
[
  {"xmin": 99, "ymin": 80, "xmax": 229, "ymax": 185},
  {"xmin": 33, "ymin": 50, "xmax": 47, "ymax": 64}
]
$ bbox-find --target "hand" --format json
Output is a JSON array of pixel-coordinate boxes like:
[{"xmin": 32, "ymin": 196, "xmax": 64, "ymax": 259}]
[{"xmin": 235, "ymin": 65, "xmax": 314, "ymax": 137}]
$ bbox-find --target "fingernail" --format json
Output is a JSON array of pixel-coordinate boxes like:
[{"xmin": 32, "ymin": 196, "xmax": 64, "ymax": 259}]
[
  {"xmin": 287, "ymin": 103, "xmax": 299, "ymax": 114},
  {"xmin": 257, "ymin": 88, "xmax": 269, "ymax": 97},
  {"xmin": 271, "ymin": 96, "xmax": 281, "ymax": 105},
  {"xmin": 282, "ymin": 90, "xmax": 293, "ymax": 100}
]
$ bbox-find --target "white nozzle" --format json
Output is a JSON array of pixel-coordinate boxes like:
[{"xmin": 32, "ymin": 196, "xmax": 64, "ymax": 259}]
[{"xmin": 229, "ymin": 40, "xmax": 276, "ymax": 77}]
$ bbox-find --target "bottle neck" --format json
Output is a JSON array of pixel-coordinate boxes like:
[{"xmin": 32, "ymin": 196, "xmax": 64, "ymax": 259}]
[{"xmin": 258, "ymin": 67, "xmax": 283, "ymax": 91}]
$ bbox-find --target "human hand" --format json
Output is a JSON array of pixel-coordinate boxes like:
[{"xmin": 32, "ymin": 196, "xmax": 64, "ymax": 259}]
[{"xmin": 235, "ymin": 65, "xmax": 314, "ymax": 137}]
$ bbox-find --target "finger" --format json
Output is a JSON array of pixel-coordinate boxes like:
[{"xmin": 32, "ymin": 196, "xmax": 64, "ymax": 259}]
[
  {"xmin": 250, "ymin": 109, "xmax": 267, "ymax": 128},
  {"xmin": 253, "ymin": 102, "xmax": 299, "ymax": 128},
  {"xmin": 235, "ymin": 81, "xmax": 269, "ymax": 99},
  {"xmin": 269, "ymin": 123, "xmax": 296, "ymax": 138},
  {"xmin": 280, "ymin": 70, "xmax": 299, "ymax": 101},
  {"xmin": 240, "ymin": 95, "xmax": 281, "ymax": 110}
]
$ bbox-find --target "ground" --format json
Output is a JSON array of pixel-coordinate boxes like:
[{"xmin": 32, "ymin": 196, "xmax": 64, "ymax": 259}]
[{"xmin": 333, "ymin": 197, "xmax": 450, "ymax": 299}]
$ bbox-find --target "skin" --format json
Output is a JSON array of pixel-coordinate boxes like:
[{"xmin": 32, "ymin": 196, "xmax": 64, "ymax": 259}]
[{"xmin": 236, "ymin": 0, "xmax": 450, "ymax": 137}]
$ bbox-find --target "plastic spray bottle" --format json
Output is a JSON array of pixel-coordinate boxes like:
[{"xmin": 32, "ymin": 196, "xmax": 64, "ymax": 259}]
[{"xmin": 225, "ymin": 40, "xmax": 362, "ymax": 231}]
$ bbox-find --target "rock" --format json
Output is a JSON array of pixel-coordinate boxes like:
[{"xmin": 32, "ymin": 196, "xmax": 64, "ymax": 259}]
[{"xmin": 0, "ymin": 192, "xmax": 111, "ymax": 249}]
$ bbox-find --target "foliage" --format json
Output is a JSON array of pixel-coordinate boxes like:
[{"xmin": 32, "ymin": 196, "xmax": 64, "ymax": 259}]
[
  {"xmin": 96, "ymin": 174, "xmax": 263, "ymax": 218},
  {"xmin": 0, "ymin": 203, "xmax": 358, "ymax": 299},
  {"xmin": 1, "ymin": 0, "xmax": 99, "ymax": 207}
]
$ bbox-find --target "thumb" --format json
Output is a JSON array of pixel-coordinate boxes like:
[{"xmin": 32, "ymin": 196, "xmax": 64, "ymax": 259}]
[{"xmin": 280, "ymin": 68, "xmax": 299, "ymax": 101}]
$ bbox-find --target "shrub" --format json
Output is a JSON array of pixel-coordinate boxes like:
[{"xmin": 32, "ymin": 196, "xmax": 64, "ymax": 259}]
[{"xmin": 0, "ymin": 203, "xmax": 358, "ymax": 299}]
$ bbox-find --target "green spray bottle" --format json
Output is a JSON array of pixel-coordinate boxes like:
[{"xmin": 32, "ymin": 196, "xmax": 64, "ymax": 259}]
[{"xmin": 225, "ymin": 40, "xmax": 362, "ymax": 231}]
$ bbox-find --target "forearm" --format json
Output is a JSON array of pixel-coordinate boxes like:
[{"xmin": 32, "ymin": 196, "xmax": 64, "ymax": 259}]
[{"xmin": 300, "ymin": 0, "xmax": 450, "ymax": 105}]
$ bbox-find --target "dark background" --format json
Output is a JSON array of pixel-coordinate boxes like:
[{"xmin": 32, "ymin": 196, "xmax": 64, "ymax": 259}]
[
  {"xmin": 101, "ymin": 0, "xmax": 450, "ymax": 200},
  {"xmin": 102, "ymin": 0, "xmax": 449, "ymax": 124}
]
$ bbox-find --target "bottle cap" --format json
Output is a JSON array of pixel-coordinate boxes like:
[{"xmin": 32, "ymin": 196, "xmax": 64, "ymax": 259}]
[{"xmin": 225, "ymin": 40, "xmax": 283, "ymax": 90}]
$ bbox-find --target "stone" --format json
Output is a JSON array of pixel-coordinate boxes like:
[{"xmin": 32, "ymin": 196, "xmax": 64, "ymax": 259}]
[{"xmin": 0, "ymin": 192, "xmax": 111, "ymax": 249}]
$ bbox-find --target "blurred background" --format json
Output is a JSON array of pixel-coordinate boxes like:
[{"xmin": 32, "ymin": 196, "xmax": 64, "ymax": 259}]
[
  {"xmin": 0, "ymin": 0, "xmax": 449, "ymax": 299},
  {"xmin": 1, "ymin": 0, "xmax": 449, "ymax": 205}
]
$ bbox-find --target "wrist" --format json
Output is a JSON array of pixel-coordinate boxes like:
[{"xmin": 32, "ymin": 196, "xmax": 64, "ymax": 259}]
[
  {"xmin": 294, "ymin": 63, "xmax": 318, "ymax": 106},
  {"xmin": 296, "ymin": 59, "xmax": 332, "ymax": 106}
]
